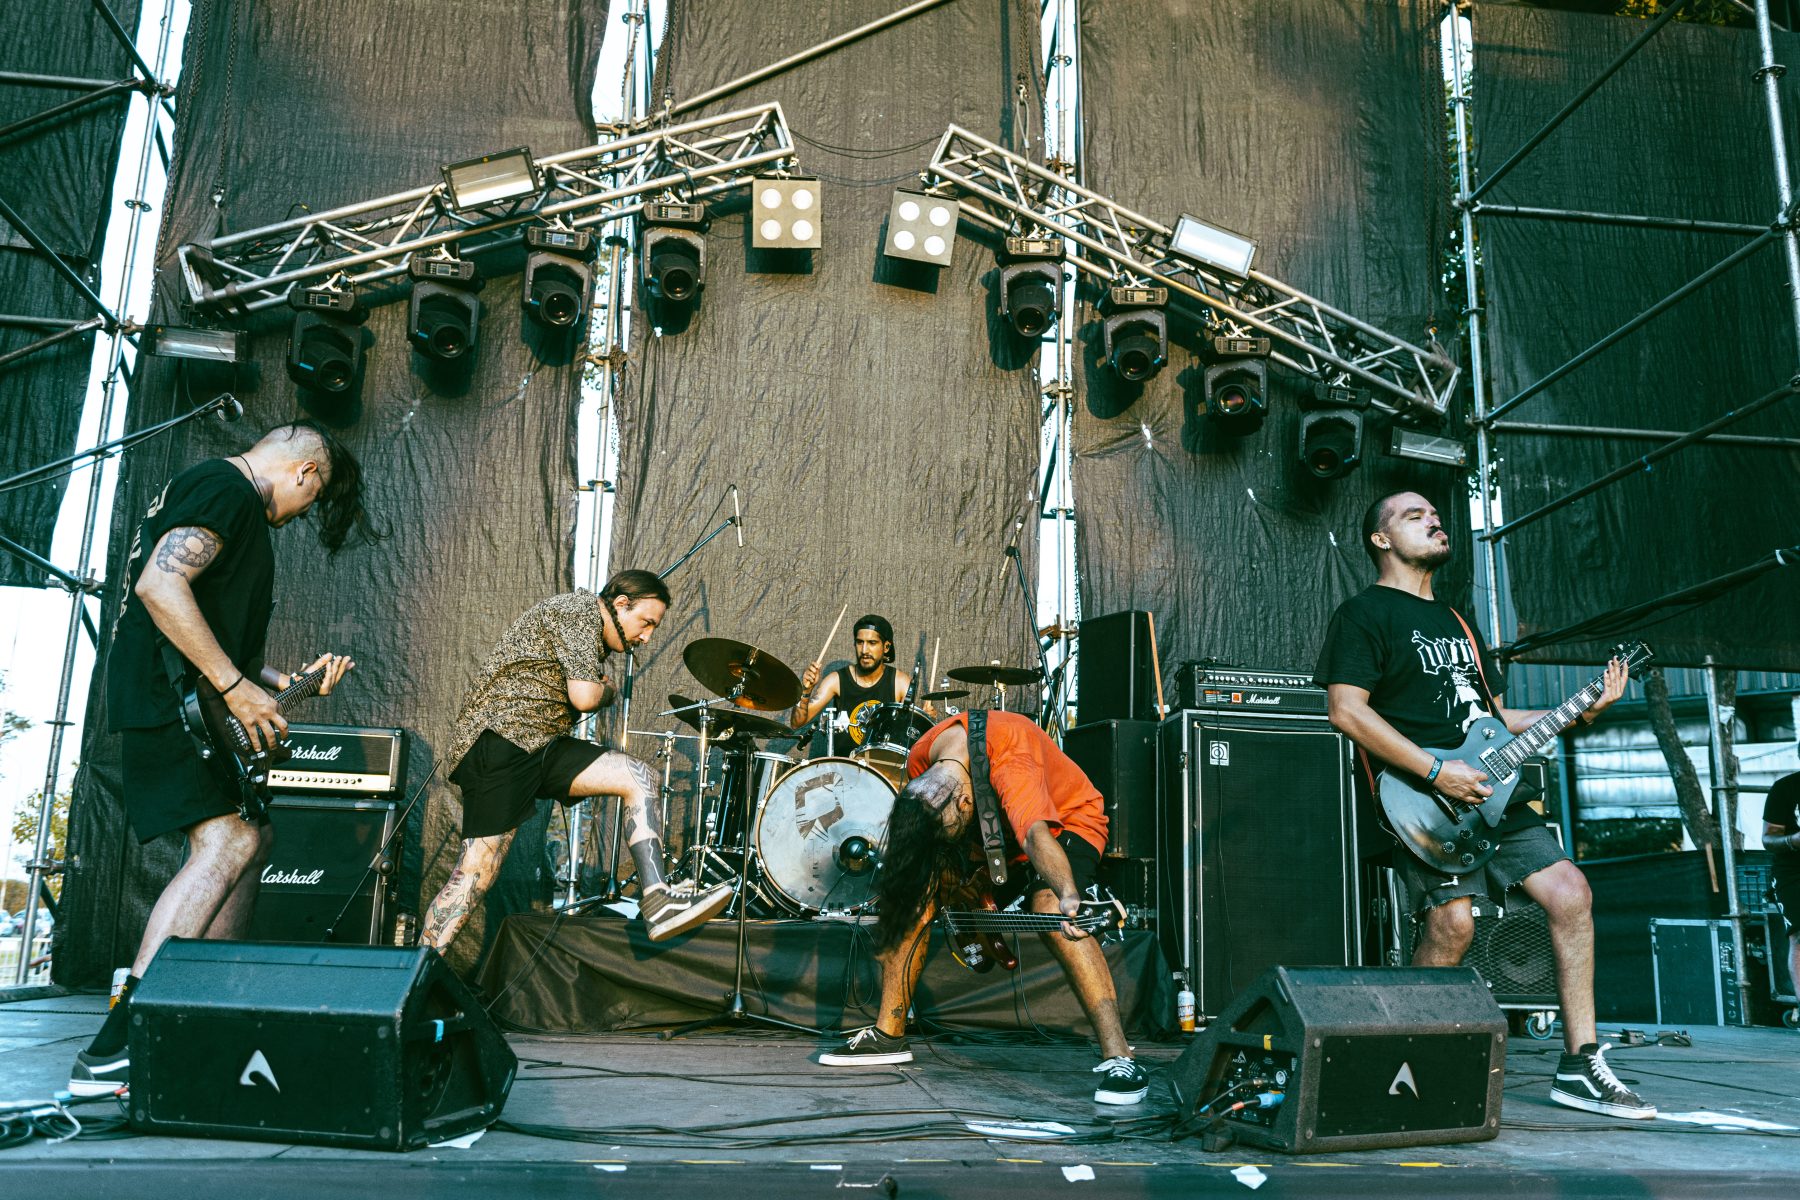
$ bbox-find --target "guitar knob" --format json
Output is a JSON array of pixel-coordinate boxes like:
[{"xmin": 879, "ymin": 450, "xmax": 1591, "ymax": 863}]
[
  {"xmin": 1439, "ymin": 842, "xmax": 1456, "ymax": 855},
  {"xmin": 1458, "ymin": 828, "xmax": 1473, "ymax": 840},
  {"xmin": 1476, "ymin": 840, "xmax": 1492, "ymax": 852},
  {"xmin": 1459, "ymin": 853, "xmax": 1475, "ymax": 866}
]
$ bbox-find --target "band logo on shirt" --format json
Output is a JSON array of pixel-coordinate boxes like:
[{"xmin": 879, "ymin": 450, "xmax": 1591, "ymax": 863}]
[{"xmin": 1410, "ymin": 631, "xmax": 1491, "ymax": 735}]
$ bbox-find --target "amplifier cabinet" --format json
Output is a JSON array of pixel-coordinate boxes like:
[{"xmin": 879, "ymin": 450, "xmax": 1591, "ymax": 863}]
[
  {"xmin": 248, "ymin": 795, "xmax": 399, "ymax": 945},
  {"xmin": 1159, "ymin": 709, "xmax": 1359, "ymax": 1016},
  {"xmin": 1062, "ymin": 719, "xmax": 1158, "ymax": 858}
]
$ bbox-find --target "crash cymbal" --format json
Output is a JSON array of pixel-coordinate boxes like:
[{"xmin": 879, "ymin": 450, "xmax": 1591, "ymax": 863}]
[
  {"xmin": 682, "ymin": 637, "xmax": 801, "ymax": 711},
  {"xmin": 921, "ymin": 689, "xmax": 970, "ymax": 702},
  {"xmin": 946, "ymin": 664, "xmax": 1042, "ymax": 686},
  {"xmin": 666, "ymin": 693, "xmax": 792, "ymax": 740}
]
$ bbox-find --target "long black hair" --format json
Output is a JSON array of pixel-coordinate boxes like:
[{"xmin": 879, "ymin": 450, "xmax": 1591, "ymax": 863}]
[
  {"xmin": 872, "ymin": 767, "xmax": 972, "ymax": 952},
  {"xmin": 271, "ymin": 420, "xmax": 381, "ymax": 554}
]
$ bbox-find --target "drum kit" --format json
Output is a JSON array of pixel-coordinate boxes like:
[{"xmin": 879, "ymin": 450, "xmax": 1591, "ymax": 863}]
[{"xmin": 611, "ymin": 636, "xmax": 1043, "ymax": 921}]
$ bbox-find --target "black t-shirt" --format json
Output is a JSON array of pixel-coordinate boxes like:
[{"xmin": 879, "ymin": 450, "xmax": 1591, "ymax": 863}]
[
  {"xmin": 835, "ymin": 664, "xmax": 898, "ymax": 748},
  {"xmin": 1766, "ymin": 773, "xmax": 1799, "ymax": 852},
  {"xmin": 108, "ymin": 459, "xmax": 274, "ymax": 730},
  {"xmin": 1314, "ymin": 585, "xmax": 1506, "ymax": 752}
]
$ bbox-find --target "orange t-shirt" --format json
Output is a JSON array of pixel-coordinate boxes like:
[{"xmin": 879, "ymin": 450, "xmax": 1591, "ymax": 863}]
[{"xmin": 906, "ymin": 711, "xmax": 1108, "ymax": 856}]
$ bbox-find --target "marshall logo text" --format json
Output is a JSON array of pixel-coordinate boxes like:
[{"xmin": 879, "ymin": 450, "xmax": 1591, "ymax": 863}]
[{"xmin": 261, "ymin": 866, "xmax": 326, "ymax": 886}]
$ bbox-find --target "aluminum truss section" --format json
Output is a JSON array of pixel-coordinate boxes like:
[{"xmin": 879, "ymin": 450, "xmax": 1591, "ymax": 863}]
[
  {"xmin": 176, "ymin": 103, "xmax": 798, "ymax": 315},
  {"xmin": 924, "ymin": 125, "xmax": 1460, "ymax": 419}
]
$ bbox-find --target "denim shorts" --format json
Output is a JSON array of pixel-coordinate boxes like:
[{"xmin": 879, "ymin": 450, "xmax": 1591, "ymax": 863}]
[{"xmin": 1393, "ymin": 819, "xmax": 1569, "ymax": 914}]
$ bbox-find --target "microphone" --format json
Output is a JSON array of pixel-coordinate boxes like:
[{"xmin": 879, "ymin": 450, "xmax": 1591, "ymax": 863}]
[
  {"xmin": 211, "ymin": 393, "xmax": 243, "ymax": 422},
  {"xmin": 730, "ymin": 484, "xmax": 744, "ymax": 549},
  {"xmin": 837, "ymin": 835, "xmax": 880, "ymax": 874},
  {"xmin": 998, "ymin": 513, "xmax": 1026, "ymax": 582}
]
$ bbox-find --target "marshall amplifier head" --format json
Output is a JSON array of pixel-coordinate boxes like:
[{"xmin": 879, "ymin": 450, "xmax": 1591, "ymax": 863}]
[
  {"xmin": 267, "ymin": 723, "xmax": 407, "ymax": 796},
  {"xmin": 1175, "ymin": 662, "xmax": 1327, "ymax": 715}
]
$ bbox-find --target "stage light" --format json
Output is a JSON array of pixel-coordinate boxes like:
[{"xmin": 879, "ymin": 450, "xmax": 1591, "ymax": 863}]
[
  {"xmin": 1299, "ymin": 408, "xmax": 1364, "ymax": 479},
  {"xmin": 1386, "ymin": 426, "xmax": 1469, "ymax": 468},
  {"xmin": 884, "ymin": 189, "xmax": 956, "ymax": 266},
  {"xmin": 142, "ymin": 325, "xmax": 246, "ymax": 364},
  {"xmin": 1170, "ymin": 213, "xmax": 1257, "ymax": 277},
  {"xmin": 641, "ymin": 201, "xmax": 707, "ymax": 304},
  {"xmin": 997, "ymin": 236, "xmax": 1061, "ymax": 337},
  {"xmin": 1101, "ymin": 286, "xmax": 1168, "ymax": 383},
  {"xmin": 752, "ymin": 175, "xmax": 822, "ymax": 249},
  {"xmin": 1202, "ymin": 334, "xmax": 1271, "ymax": 433},
  {"xmin": 441, "ymin": 147, "xmax": 540, "ymax": 211},
  {"xmin": 522, "ymin": 225, "xmax": 596, "ymax": 330},
  {"xmin": 407, "ymin": 255, "xmax": 482, "ymax": 360},
  {"xmin": 285, "ymin": 285, "xmax": 365, "ymax": 394}
]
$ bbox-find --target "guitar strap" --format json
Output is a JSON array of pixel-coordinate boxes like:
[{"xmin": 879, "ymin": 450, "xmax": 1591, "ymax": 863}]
[
  {"xmin": 964, "ymin": 710, "xmax": 1010, "ymax": 886},
  {"xmin": 1447, "ymin": 607, "xmax": 1502, "ymax": 717}
]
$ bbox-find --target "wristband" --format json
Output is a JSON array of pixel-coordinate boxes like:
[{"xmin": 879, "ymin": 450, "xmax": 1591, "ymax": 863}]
[
  {"xmin": 220, "ymin": 672, "xmax": 246, "ymax": 696},
  {"xmin": 1425, "ymin": 757, "xmax": 1443, "ymax": 784}
]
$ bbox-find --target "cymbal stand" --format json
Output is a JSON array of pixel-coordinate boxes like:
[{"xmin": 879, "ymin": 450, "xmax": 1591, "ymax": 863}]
[{"xmin": 661, "ymin": 722, "xmax": 816, "ymax": 1040}]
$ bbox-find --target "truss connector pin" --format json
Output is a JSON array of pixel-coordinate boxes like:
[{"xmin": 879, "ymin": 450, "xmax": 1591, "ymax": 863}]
[
  {"xmin": 1754, "ymin": 61, "xmax": 1788, "ymax": 82},
  {"xmin": 24, "ymin": 858, "xmax": 66, "ymax": 875}
]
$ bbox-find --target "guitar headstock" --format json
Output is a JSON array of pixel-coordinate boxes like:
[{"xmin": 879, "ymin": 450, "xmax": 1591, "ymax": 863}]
[{"xmin": 1610, "ymin": 641, "xmax": 1655, "ymax": 677}]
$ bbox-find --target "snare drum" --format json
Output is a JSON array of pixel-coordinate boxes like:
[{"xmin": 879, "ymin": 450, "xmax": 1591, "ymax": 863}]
[
  {"xmin": 754, "ymin": 757, "xmax": 896, "ymax": 914},
  {"xmin": 852, "ymin": 702, "xmax": 934, "ymax": 786}
]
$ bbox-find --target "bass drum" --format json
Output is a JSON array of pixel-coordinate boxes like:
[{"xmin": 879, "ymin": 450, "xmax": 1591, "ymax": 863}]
[
  {"xmin": 852, "ymin": 702, "xmax": 934, "ymax": 786},
  {"xmin": 755, "ymin": 757, "xmax": 896, "ymax": 915}
]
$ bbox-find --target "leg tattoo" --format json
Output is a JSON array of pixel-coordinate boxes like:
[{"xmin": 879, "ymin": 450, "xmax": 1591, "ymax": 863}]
[
  {"xmin": 620, "ymin": 755, "xmax": 667, "ymax": 890},
  {"xmin": 422, "ymin": 832, "xmax": 514, "ymax": 950}
]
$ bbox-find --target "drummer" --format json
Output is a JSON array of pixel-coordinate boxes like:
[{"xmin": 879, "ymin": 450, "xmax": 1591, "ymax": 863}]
[{"xmin": 790, "ymin": 614, "xmax": 933, "ymax": 748}]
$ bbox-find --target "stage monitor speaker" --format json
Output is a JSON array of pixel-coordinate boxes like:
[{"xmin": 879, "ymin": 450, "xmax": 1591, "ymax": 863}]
[
  {"xmin": 1159, "ymin": 710, "xmax": 1358, "ymax": 1015},
  {"xmin": 1167, "ymin": 965, "xmax": 1505, "ymax": 1153},
  {"xmin": 247, "ymin": 795, "xmax": 398, "ymax": 945},
  {"xmin": 1077, "ymin": 610, "xmax": 1161, "ymax": 726},
  {"xmin": 1062, "ymin": 719, "xmax": 1157, "ymax": 858},
  {"xmin": 130, "ymin": 941, "xmax": 516, "ymax": 1150}
]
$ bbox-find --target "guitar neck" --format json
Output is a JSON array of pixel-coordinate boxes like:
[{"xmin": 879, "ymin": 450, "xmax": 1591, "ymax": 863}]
[
  {"xmin": 273, "ymin": 666, "xmax": 328, "ymax": 710},
  {"xmin": 1496, "ymin": 675, "xmax": 1605, "ymax": 773},
  {"xmin": 944, "ymin": 910, "xmax": 1111, "ymax": 934}
]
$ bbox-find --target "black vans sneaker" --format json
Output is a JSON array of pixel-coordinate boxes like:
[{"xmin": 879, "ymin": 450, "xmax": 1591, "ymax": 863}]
[
  {"xmin": 1550, "ymin": 1043, "xmax": 1656, "ymax": 1119},
  {"xmin": 819, "ymin": 1026, "xmax": 912, "ymax": 1066},
  {"xmin": 1093, "ymin": 1056, "xmax": 1149, "ymax": 1105},
  {"xmin": 68, "ymin": 1047, "xmax": 130, "ymax": 1097},
  {"xmin": 640, "ymin": 880, "xmax": 733, "ymax": 941}
]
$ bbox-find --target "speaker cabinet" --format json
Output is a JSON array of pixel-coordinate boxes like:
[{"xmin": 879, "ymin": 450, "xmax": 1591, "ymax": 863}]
[
  {"xmin": 1062, "ymin": 719, "xmax": 1157, "ymax": 858},
  {"xmin": 1159, "ymin": 710, "xmax": 1359, "ymax": 1015},
  {"xmin": 1167, "ymin": 965, "xmax": 1506, "ymax": 1153},
  {"xmin": 1077, "ymin": 610, "xmax": 1161, "ymax": 725},
  {"xmin": 248, "ymin": 795, "xmax": 398, "ymax": 945},
  {"xmin": 130, "ymin": 941, "xmax": 515, "ymax": 1150},
  {"xmin": 1381, "ymin": 862, "xmax": 1560, "ymax": 1011}
]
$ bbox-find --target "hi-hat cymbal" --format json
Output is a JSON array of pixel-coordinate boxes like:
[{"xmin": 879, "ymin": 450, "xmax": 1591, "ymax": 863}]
[
  {"xmin": 922, "ymin": 689, "xmax": 970, "ymax": 702},
  {"xmin": 946, "ymin": 664, "xmax": 1042, "ymax": 686},
  {"xmin": 683, "ymin": 637, "xmax": 801, "ymax": 711},
  {"xmin": 666, "ymin": 693, "xmax": 792, "ymax": 740}
]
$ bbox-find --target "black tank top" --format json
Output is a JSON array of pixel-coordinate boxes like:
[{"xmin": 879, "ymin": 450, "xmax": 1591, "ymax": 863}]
[{"xmin": 835, "ymin": 665, "xmax": 896, "ymax": 748}]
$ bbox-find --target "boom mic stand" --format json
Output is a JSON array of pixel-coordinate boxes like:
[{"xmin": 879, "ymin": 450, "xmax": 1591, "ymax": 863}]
[{"xmin": 1003, "ymin": 529, "xmax": 1056, "ymax": 729}]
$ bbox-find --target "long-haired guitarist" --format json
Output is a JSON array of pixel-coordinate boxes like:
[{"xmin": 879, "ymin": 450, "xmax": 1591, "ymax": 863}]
[
  {"xmin": 1315, "ymin": 490, "xmax": 1647, "ymax": 1119},
  {"xmin": 71, "ymin": 422, "xmax": 372, "ymax": 1097},
  {"xmin": 818, "ymin": 710, "xmax": 1148, "ymax": 1107}
]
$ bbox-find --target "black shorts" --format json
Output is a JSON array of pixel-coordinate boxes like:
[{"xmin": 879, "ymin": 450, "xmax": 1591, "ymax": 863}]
[
  {"xmin": 993, "ymin": 829, "xmax": 1103, "ymax": 907},
  {"xmin": 450, "ymin": 730, "xmax": 608, "ymax": 839},
  {"xmin": 1393, "ymin": 821, "xmax": 1570, "ymax": 914},
  {"xmin": 121, "ymin": 720, "xmax": 262, "ymax": 843},
  {"xmin": 1772, "ymin": 858, "xmax": 1800, "ymax": 937}
]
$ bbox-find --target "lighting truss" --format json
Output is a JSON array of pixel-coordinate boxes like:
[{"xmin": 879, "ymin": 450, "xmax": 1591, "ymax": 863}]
[
  {"xmin": 175, "ymin": 104, "xmax": 799, "ymax": 315},
  {"xmin": 922, "ymin": 126, "xmax": 1460, "ymax": 419}
]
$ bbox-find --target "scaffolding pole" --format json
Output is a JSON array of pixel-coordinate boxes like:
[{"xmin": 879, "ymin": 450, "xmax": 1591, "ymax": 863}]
[
  {"xmin": 1702, "ymin": 658, "xmax": 1753, "ymax": 1027},
  {"xmin": 16, "ymin": 0, "xmax": 179, "ymax": 984},
  {"xmin": 1753, "ymin": 0, "xmax": 1800, "ymax": 347}
]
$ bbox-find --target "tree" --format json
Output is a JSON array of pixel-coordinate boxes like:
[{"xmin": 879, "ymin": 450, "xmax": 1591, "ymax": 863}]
[{"xmin": 0, "ymin": 671, "xmax": 27, "ymax": 769}]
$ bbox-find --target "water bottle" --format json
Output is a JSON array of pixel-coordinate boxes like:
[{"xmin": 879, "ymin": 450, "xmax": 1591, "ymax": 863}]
[
  {"xmin": 109, "ymin": 966, "xmax": 130, "ymax": 1009},
  {"xmin": 1175, "ymin": 976, "xmax": 1196, "ymax": 1033}
]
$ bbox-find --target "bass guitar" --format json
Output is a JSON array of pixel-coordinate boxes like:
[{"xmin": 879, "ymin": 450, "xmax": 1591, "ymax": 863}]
[
  {"xmin": 178, "ymin": 664, "xmax": 330, "ymax": 823},
  {"xmin": 1378, "ymin": 640, "xmax": 1652, "ymax": 875},
  {"xmin": 941, "ymin": 894, "xmax": 1127, "ymax": 973}
]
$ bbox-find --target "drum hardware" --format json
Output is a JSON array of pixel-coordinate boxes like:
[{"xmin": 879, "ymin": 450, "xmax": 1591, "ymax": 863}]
[
  {"xmin": 682, "ymin": 637, "xmax": 802, "ymax": 712},
  {"xmin": 755, "ymin": 757, "xmax": 897, "ymax": 915},
  {"xmin": 946, "ymin": 662, "xmax": 1043, "ymax": 712},
  {"xmin": 922, "ymin": 688, "xmax": 970, "ymax": 702}
]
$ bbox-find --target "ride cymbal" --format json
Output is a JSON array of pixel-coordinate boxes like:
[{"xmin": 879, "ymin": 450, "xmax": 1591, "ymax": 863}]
[
  {"xmin": 682, "ymin": 637, "xmax": 802, "ymax": 711},
  {"xmin": 945, "ymin": 664, "xmax": 1042, "ymax": 686},
  {"xmin": 665, "ymin": 692, "xmax": 792, "ymax": 740}
]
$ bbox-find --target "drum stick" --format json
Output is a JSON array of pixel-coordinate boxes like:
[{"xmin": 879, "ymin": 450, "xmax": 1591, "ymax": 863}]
[
  {"xmin": 814, "ymin": 603, "xmax": 849, "ymax": 669},
  {"xmin": 929, "ymin": 637, "xmax": 940, "ymax": 691}
]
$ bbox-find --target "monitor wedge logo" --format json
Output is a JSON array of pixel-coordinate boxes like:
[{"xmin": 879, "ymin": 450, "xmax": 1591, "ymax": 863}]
[
  {"xmin": 239, "ymin": 1048, "xmax": 280, "ymax": 1092},
  {"xmin": 1388, "ymin": 1061, "xmax": 1419, "ymax": 1100}
]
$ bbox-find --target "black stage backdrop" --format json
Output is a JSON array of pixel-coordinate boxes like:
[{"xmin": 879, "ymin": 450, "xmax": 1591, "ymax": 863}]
[
  {"xmin": 609, "ymin": 0, "xmax": 1043, "ymax": 838},
  {"xmin": 1474, "ymin": 4, "xmax": 1800, "ymax": 669},
  {"xmin": 0, "ymin": 0, "xmax": 141, "ymax": 585},
  {"xmin": 1075, "ymin": 0, "xmax": 1467, "ymax": 684},
  {"xmin": 58, "ymin": 0, "xmax": 607, "ymax": 985}
]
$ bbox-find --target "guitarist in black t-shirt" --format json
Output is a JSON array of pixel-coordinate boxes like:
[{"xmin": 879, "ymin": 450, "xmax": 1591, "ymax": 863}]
[
  {"xmin": 70, "ymin": 422, "xmax": 372, "ymax": 1098},
  {"xmin": 1762, "ymin": 770, "xmax": 1800, "ymax": 1003},
  {"xmin": 1315, "ymin": 491, "xmax": 1650, "ymax": 1120}
]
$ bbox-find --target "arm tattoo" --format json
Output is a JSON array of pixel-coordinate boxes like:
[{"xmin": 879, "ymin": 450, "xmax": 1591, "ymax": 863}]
[{"xmin": 153, "ymin": 527, "xmax": 222, "ymax": 576}]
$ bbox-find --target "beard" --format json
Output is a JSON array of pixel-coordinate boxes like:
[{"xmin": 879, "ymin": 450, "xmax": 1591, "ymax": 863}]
[{"xmin": 1402, "ymin": 538, "xmax": 1452, "ymax": 571}]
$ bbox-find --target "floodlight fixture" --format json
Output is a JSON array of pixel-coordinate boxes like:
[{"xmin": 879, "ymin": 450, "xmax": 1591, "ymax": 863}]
[
  {"xmin": 1202, "ymin": 334, "xmax": 1271, "ymax": 432},
  {"xmin": 407, "ymin": 255, "xmax": 482, "ymax": 360},
  {"xmin": 285, "ymin": 285, "xmax": 366, "ymax": 395},
  {"xmin": 142, "ymin": 325, "xmax": 247, "ymax": 364},
  {"xmin": 441, "ymin": 147, "xmax": 541, "ymax": 211},
  {"xmin": 523, "ymin": 225, "xmax": 597, "ymax": 330},
  {"xmin": 752, "ymin": 175, "xmax": 822, "ymax": 249},
  {"xmin": 1299, "ymin": 408, "xmax": 1364, "ymax": 479},
  {"xmin": 1386, "ymin": 426, "xmax": 1469, "ymax": 468},
  {"xmin": 1101, "ymin": 285, "xmax": 1168, "ymax": 383},
  {"xmin": 641, "ymin": 201, "xmax": 708, "ymax": 304},
  {"xmin": 997, "ymin": 236, "xmax": 1062, "ymax": 338},
  {"xmin": 1170, "ymin": 213, "xmax": 1257, "ymax": 278},
  {"xmin": 884, "ymin": 189, "xmax": 957, "ymax": 266}
]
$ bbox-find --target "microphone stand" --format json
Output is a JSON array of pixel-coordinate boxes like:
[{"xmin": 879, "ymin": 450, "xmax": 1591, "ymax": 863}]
[{"xmin": 1004, "ymin": 533, "xmax": 1055, "ymax": 730}]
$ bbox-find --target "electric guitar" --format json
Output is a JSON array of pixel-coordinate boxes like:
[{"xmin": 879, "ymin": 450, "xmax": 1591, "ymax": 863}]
[
  {"xmin": 1378, "ymin": 640, "xmax": 1652, "ymax": 875},
  {"xmin": 940, "ymin": 894, "xmax": 1127, "ymax": 973},
  {"xmin": 178, "ymin": 664, "xmax": 330, "ymax": 823}
]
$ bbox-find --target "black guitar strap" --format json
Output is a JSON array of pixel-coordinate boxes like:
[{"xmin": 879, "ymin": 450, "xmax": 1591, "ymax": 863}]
[{"xmin": 965, "ymin": 710, "xmax": 1010, "ymax": 886}]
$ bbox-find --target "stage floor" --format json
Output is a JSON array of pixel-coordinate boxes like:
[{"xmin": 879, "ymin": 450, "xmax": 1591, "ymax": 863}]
[{"xmin": 2, "ymin": 986, "xmax": 1797, "ymax": 1196}]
